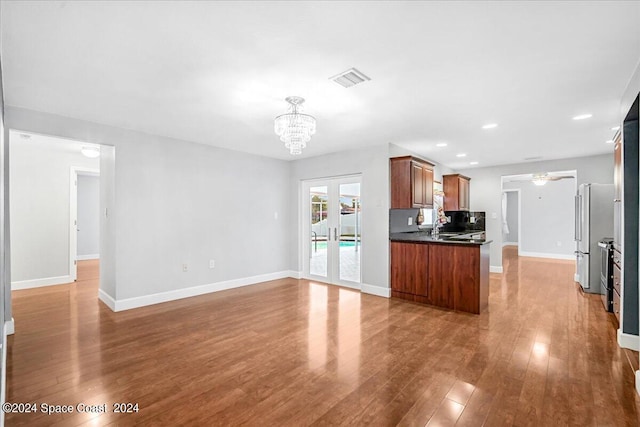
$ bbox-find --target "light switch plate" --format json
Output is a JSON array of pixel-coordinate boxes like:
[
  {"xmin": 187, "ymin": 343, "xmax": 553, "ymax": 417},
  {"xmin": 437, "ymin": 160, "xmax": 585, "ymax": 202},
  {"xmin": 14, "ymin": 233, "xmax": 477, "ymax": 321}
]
[{"xmin": 408, "ymin": 217, "xmax": 413, "ymax": 226}]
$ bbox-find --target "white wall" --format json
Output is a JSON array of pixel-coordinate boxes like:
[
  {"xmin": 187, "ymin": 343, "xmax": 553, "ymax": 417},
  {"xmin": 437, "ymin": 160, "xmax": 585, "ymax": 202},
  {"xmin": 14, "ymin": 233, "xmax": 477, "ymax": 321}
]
[
  {"xmin": 9, "ymin": 135, "xmax": 99, "ymax": 285},
  {"xmin": 289, "ymin": 144, "xmax": 390, "ymax": 294},
  {"xmin": 502, "ymin": 191, "xmax": 519, "ymax": 245},
  {"xmin": 458, "ymin": 154, "xmax": 613, "ymax": 270},
  {"xmin": 77, "ymin": 174, "xmax": 100, "ymax": 258},
  {"xmin": 503, "ymin": 178, "xmax": 576, "ymax": 258},
  {"xmin": 6, "ymin": 107, "xmax": 291, "ymax": 308}
]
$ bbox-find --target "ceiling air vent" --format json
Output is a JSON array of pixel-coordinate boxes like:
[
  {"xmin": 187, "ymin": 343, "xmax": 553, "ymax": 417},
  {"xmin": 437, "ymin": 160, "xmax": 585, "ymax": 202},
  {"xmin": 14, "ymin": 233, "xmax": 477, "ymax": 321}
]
[{"xmin": 330, "ymin": 68, "xmax": 371, "ymax": 88}]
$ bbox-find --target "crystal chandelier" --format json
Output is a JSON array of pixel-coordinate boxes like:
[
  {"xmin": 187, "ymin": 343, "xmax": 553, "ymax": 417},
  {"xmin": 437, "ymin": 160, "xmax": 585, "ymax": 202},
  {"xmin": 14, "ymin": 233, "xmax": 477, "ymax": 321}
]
[{"xmin": 274, "ymin": 96, "xmax": 316, "ymax": 155}]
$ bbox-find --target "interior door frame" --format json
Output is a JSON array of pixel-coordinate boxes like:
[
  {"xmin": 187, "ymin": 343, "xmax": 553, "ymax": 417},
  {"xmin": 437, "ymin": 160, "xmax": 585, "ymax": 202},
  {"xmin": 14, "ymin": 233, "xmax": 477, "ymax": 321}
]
[
  {"xmin": 300, "ymin": 174, "xmax": 362, "ymax": 289},
  {"xmin": 69, "ymin": 167, "xmax": 99, "ymax": 281},
  {"xmin": 501, "ymin": 188, "xmax": 521, "ymax": 255}
]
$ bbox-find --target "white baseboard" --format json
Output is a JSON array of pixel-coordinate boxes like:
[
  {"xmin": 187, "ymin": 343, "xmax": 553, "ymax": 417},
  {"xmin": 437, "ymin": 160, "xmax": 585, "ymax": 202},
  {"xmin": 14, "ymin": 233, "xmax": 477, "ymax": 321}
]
[
  {"xmin": 618, "ymin": 329, "xmax": 640, "ymax": 351},
  {"xmin": 1, "ymin": 319, "xmax": 7, "ymax": 427},
  {"xmin": 502, "ymin": 242, "xmax": 518, "ymax": 247},
  {"xmin": 490, "ymin": 266, "xmax": 503, "ymax": 273},
  {"xmin": 361, "ymin": 283, "xmax": 391, "ymax": 298},
  {"xmin": 106, "ymin": 270, "xmax": 297, "ymax": 312},
  {"xmin": 98, "ymin": 289, "xmax": 117, "ymax": 311},
  {"xmin": 636, "ymin": 370, "xmax": 640, "ymax": 397},
  {"xmin": 77, "ymin": 254, "xmax": 99, "ymax": 261},
  {"xmin": 518, "ymin": 251, "xmax": 575, "ymax": 261},
  {"xmin": 287, "ymin": 270, "xmax": 302, "ymax": 279},
  {"xmin": 11, "ymin": 275, "xmax": 73, "ymax": 290},
  {"xmin": 5, "ymin": 319, "xmax": 14, "ymax": 336}
]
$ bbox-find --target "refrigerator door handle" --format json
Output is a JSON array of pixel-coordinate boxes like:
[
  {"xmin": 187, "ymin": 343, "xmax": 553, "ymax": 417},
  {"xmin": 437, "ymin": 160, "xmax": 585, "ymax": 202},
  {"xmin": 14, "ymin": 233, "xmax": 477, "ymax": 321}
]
[{"xmin": 574, "ymin": 195, "xmax": 580, "ymax": 241}]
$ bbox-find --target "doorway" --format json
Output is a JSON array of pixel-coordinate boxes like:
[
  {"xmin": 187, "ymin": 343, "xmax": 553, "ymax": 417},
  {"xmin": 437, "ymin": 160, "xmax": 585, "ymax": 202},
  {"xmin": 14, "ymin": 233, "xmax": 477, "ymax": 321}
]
[
  {"xmin": 302, "ymin": 175, "xmax": 362, "ymax": 288},
  {"xmin": 502, "ymin": 189, "xmax": 520, "ymax": 253},
  {"xmin": 71, "ymin": 168, "xmax": 100, "ymax": 281}
]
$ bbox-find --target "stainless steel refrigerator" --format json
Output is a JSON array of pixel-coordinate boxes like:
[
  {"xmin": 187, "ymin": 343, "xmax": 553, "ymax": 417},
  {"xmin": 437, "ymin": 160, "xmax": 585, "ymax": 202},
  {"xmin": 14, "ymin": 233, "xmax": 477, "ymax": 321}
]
[{"xmin": 575, "ymin": 183, "xmax": 614, "ymax": 293}]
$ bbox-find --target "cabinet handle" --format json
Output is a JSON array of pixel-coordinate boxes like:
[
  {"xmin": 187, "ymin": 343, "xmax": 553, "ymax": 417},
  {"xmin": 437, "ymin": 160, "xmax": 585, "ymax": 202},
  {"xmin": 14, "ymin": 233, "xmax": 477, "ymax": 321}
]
[
  {"xmin": 334, "ymin": 228, "xmax": 338, "ymax": 241},
  {"xmin": 614, "ymin": 199, "xmax": 621, "ymax": 202}
]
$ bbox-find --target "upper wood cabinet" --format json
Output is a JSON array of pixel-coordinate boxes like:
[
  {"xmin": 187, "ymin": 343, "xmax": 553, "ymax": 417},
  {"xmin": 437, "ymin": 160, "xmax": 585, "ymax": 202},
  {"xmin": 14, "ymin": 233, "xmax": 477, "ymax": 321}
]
[
  {"xmin": 443, "ymin": 174, "xmax": 471, "ymax": 211},
  {"xmin": 613, "ymin": 131, "xmax": 622, "ymax": 250},
  {"xmin": 614, "ymin": 132, "xmax": 622, "ymax": 201},
  {"xmin": 390, "ymin": 156, "xmax": 435, "ymax": 209}
]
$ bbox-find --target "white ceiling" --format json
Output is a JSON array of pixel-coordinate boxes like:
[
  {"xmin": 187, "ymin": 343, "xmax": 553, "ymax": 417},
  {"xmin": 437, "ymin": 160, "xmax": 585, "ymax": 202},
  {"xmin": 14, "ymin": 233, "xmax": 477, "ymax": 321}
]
[{"xmin": 2, "ymin": 1, "xmax": 639, "ymax": 168}]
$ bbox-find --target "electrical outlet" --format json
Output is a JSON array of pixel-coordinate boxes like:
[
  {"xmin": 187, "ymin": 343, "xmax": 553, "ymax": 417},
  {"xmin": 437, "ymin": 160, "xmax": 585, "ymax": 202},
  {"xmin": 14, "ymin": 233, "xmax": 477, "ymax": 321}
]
[
  {"xmin": 408, "ymin": 217, "xmax": 413, "ymax": 226},
  {"xmin": 182, "ymin": 263, "xmax": 188, "ymax": 272},
  {"xmin": 274, "ymin": 212, "xmax": 279, "ymax": 220},
  {"xmin": 209, "ymin": 260, "xmax": 215, "ymax": 269},
  {"xmin": 491, "ymin": 212, "xmax": 498, "ymax": 219}
]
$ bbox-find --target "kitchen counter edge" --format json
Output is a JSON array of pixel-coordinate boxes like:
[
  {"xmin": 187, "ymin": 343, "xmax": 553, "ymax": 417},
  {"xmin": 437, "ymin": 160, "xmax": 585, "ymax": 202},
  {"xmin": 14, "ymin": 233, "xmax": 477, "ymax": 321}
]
[{"xmin": 389, "ymin": 233, "xmax": 492, "ymax": 246}]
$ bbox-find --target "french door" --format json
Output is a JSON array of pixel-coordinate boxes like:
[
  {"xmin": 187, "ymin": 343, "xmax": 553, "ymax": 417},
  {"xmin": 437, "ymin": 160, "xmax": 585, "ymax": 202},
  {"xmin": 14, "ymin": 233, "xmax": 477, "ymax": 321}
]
[{"xmin": 302, "ymin": 176, "xmax": 361, "ymax": 288}]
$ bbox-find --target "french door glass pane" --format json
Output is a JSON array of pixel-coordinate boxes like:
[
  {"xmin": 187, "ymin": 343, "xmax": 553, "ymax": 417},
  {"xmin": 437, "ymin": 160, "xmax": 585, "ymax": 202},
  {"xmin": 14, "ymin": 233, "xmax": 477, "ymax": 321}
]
[
  {"xmin": 310, "ymin": 186, "xmax": 328, "ymax": 278},
  {"xmin": 339, "ymin": 183, "xmax": 361, "ymax": 283}
]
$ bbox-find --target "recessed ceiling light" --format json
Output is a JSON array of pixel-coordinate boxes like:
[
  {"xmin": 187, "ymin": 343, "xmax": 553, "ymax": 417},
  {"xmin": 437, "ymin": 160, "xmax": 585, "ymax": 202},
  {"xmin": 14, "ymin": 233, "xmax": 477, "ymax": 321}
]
[
  {"xmin": 611, "ymin": 126, "xmax": 620, "ymax": 131},
  {"xmin": 456, "ymin": 153, "xmax": 467, "ymax": 158},
  {"xmin": 470, "ymin": 161, "xmax": 479, "ymax": 165},
  {"xmin": 572, "ymin": 114, "xmax": 592, "ymax": 120},
  {"xmin": 436, "ymin": 142, "xmax": 447, "ymax": 147},
  {"xmin": 482, "ymin": 123, "xmax": 498, "ymax": 129},
  {"xmin": 605, "ymin": 140, "xmax": 614, "ymax": 144},
  {"xmin": 81, "ymin": 146, "xmax": 100, "ymax": 158}
]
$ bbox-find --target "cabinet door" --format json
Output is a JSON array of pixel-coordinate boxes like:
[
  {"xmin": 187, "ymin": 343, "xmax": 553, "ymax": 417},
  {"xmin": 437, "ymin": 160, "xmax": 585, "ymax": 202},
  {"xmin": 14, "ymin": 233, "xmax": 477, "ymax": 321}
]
[
  {"xmin": 614, "ymin": 136, "xmax": 622, "ymax": 201},
  {"xmin": 424, "ymin": 167, "xmax": 434, "ymax": 208},
  {"xmin": 428, "ymin": 245, "xmax": 456, "ymax": 308},
  {"xmin": 412, "ymin": 162, "xmax": 425, "ymax": 207},
  {"xmin": 459, "ymin": 177, "xmax": 470, "ymax": 211},
  {"xmin": 390, "ymin": 242, "xmax": 429, "ymax": 296}
]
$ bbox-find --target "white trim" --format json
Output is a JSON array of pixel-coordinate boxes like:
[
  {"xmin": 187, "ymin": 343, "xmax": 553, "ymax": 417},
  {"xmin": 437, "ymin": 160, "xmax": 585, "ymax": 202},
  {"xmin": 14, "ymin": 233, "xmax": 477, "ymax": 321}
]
[
  {"xmin": 502, "ymin": 241, "xmax": 518, "ymax": 247},
  {"xmin": 287, "ymin": 270, "xmax": 302, "ymax": 280},
  {"xmin": 618, "ymin": 328, "xmax": 640, "ymax": 351},
  {"xmin": 361, "ymin": 283, "xmax": 391, "ymax": 298},
  {"xmin": 636, "ymin": 370, "xmax": 640, "ymax": 397},
  {"xmin": 490, "ymin": 266, "xmax": 503, "ymax": 273},
  {"xmin": 77, "ymin": 254, "xmax": 100, "ymax": 261},
  {"xmin": 103, "ymin": 270, "xmax": 297, "ymax": 312},
  {"xmin": 11, "ymin": 275, "xmax": 73, "ymax": 290},
  {"xmin": 70, "ymin": 166, "xmax": 100, "ymax": 282},
  {"xmin": 1, "ymin": 320, "xmax": 8, "ymax": 427},
  {"xmin": 5, "ymin": 319, "xmax": 14, "ymax": 336},
  {"xmin": 98, "ymin": 289, "xmax": 117, "ymax": 311},
  {"xmin": 518, "ymin": 251, "xmax": 575, "ymax": 260}
]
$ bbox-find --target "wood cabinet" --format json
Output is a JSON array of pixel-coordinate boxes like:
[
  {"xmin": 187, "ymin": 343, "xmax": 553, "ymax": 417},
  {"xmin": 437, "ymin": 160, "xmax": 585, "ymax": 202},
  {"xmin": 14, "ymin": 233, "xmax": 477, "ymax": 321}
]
[
  {"xmin": 390, "ymin": 242, "xmax": 429, "ymax": 297},
  {"xmin": 613, "ymin": 251, "xmax": 621, "ymax": 324},
  {"xmin": 390, "ymin": 241, "xmax": 489, "ymax": 314},
  {"xmin": 443, "ymin": 174, "xmax": 471, "ymax": 211},
  {"xmin": 613, "ymin": 132, "xmax": 622, "ymax": 251},
  {"xmin": 390, "ymin": 156, "xmax": 435, "ymax": 209}
]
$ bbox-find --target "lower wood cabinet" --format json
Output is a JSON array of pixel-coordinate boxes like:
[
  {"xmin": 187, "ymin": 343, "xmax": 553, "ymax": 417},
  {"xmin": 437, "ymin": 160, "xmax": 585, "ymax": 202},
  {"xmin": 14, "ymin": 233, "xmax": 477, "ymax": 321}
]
[
  {"xmin": 390, "ymin": 241, "xmax": 489, "ymax": 314},
  {"xmin": 390, "ymin": 242, "xmax": 429, "ymax": 298}
]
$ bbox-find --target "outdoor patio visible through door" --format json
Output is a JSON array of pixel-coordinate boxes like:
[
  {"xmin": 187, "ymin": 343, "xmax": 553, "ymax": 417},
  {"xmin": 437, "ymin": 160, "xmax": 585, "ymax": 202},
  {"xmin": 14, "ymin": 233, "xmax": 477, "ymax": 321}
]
[{"xmin": 302, "ymin": 176, "xmax": 361, "ymax": 287}]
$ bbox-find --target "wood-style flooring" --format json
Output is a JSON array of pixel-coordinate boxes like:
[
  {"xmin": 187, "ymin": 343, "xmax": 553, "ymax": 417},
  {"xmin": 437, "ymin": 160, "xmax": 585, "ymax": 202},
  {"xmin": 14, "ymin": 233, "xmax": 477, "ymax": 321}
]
[{"xmin": 6, "ymin": 248, "xmax": 640, "ymax": 426}]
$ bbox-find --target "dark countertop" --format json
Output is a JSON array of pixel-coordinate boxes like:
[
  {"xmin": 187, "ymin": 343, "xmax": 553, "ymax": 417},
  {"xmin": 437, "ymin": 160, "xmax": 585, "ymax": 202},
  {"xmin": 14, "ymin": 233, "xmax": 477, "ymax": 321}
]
[{"xmin": 390, "ymin": 231, "xmax": 492, "ymax": 246}]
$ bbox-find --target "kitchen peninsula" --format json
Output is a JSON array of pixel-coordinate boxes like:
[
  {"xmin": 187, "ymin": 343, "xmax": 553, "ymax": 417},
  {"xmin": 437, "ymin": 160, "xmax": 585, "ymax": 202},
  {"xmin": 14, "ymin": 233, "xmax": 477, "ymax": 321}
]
[
  {"xmin": 389, "ymin": 155, "xmax": 491, "ymax": 314},
  {"xmin": 390, "ymin": 232, "xmax": 491, "ymax": 314}
]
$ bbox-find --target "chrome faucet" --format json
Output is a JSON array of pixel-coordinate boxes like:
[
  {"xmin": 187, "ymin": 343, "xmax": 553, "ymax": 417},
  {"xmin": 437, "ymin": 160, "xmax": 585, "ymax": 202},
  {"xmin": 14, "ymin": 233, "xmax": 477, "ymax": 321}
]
[{"xmin": 432, "ymin": 216, "xmax": 440, "ymax": 238}]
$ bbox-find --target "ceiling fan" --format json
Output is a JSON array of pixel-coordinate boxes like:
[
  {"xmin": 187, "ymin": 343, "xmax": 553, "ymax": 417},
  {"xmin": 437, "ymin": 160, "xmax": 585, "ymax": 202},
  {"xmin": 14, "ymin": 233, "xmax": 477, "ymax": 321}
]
[{"xmin": 507, "ymin": 172, "xmax": 575, "ymax": 186}]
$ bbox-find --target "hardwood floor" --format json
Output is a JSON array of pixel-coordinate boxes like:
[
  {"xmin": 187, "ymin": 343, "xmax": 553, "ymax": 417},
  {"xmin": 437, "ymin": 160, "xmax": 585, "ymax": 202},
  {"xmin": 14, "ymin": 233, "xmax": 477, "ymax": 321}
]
[{"xmin": 6, "ymin": 249, "xmax": 640, "ymax": 426}]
